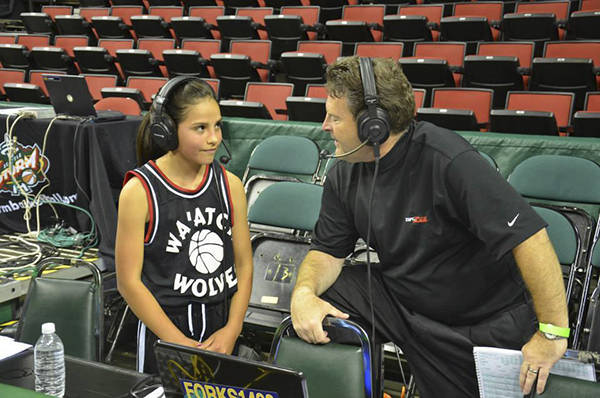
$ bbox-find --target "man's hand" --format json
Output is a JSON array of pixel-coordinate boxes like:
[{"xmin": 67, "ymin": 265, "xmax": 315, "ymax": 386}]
[
  {"xmin": 290, "ymin": 287, "xmax": 349, "ymax": 344},
  {"xmin": 197, "ymin": 325, "xmax": 239, "ymax": 355},
  {"xmin": 519, "ymin": 332, "xmax": 567, "ymax": 395}
]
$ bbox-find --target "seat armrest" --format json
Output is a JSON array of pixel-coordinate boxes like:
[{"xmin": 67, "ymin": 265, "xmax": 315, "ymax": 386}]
[
  {"xmin": 367, "ymin": 22, "xmax": 383, "ymax": 31},
  {"xmin": 251, "ymin": 60, "xmax": 270, "ymax": 70},
  {"xmin": 251, "ymin": 22, "xmax": 267, "ymax": 31},
  {"xmin": 427, "ymin": 22, "xmax": 439, "ymax": 30}
]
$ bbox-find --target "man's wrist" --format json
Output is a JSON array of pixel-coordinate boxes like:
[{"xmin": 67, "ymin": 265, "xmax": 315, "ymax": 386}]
[
  {"xmin": 539, "ymin": 323, "xmax": 570, "ymax": 340},
  {"xmin": 293, "ymin": 285, "xmax": 316, "ymax": 298}
]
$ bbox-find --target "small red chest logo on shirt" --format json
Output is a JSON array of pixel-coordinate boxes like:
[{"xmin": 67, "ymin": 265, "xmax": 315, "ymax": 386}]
[{"xmin": 405, "ymin": 216, "xmax": 429, "ymax": 224}]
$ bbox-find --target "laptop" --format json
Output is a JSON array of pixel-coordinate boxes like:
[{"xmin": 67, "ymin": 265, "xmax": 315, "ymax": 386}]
[
  {"xmin": 42, "ymin": 74, "xmax": 125, "ymax": 122},
  {"xmin": 154, "ymin": 340, "xmax": 308, "ymax": 398}
]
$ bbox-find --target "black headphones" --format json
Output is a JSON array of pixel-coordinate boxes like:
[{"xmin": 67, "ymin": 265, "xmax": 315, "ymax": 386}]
[
  {"xmin": 150, "ymin": 76, "xmax": 216, "ymax": 152},
  {"xmin": 356, "ymin": 57, "xmax": 391, "ymax": 146}
]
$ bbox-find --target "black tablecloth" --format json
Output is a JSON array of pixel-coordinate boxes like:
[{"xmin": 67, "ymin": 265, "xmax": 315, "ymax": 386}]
[{"xmin": 0, "ymin": 116, "xmax": 141, "ymax": 270}]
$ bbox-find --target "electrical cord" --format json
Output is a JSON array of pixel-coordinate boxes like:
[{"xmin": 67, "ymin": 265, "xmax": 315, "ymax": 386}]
[
  {"xmin": 6, "ymin": 114, "xmax": 99, "ymax": 238},
  {"xmin": 394, "ymin": 343, "xmax": 409, "ymax": 396},
  {"xmin": 366, "ymin": 143, "xmax": 380, "ymax": 396},
  {"xmin": 4, "ymin": 114, "xmax": 98, "ymax": 257},
  {"xmin": 6, "ymin": 113, "xmax": 33, "ymax": 234},
  {"xmin": 115, "ymin": 374, "xmax": 159, "ymax": 398},
  {"xmin": 35, "ymin": 200, "xmax": 98, "ymax": 257},
  {"xmin": 213, "ymin": 163, "xmax": 232, "ymax": 332},
  {"xmin": 0, "ymin": 236, "xmax": 42, "ymax": 271},
  {"xmin": 0, "ymin": 238, "xmax": 59, "ymax": 278},
  {"xmin": 71, "ymin": 117, "xmax": 94, "ymax": 204},
  {"xmin": 30, "ymin": 116, "xmax": 61, "ymax": 233},
  {"xmin": 6, "ymin": 114, "xmax": 61, "ymax": 236},
  {"xmin": 126, "ymin": 374, "xmax": 163, "ymax": 398}
]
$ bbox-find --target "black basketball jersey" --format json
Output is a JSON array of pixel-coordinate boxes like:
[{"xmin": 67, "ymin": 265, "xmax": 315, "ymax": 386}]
[{"xmin": 124, "ymin": 160, "xmax": 238, "ymax": 307}]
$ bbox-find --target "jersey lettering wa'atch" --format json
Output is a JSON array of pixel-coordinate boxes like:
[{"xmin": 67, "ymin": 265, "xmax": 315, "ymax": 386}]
[{"xmin": 124, "ymin": 160, "xmax": 237, "ymax": 306}]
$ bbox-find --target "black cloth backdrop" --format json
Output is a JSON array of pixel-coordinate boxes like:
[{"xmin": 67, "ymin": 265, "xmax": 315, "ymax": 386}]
[
  {"xmin": 0, "ymin": 116, "xmax": 80, "ymax": 233},
  {"xmin": 0, "ymin": 116, "xmax": 140, "ymax": 270}
]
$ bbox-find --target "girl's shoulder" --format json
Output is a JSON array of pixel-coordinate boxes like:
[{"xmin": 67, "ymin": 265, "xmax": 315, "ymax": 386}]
[
  {"xmin": 120, "ymin": 175, "xmax": 147, "ymax": 203},
  {"xmin": 221, "ymin": 168, "xmax": 243, "ymax": 196}
]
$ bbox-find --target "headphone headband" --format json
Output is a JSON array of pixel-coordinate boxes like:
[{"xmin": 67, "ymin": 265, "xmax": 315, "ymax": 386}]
[
  {"xmin": 359, "ymin": 57, "xmax": 379, "ymax": 117},
  {"xmin": 150, "ymin": 76, "xmax": 215, "ymax": 152},
  {"xmin": 152, "ymin": 76, "xmax": 206, "ymax": 121},
  {"xmin": 357, "ymin": 57, "xmax": 390, "ymax": 146}
]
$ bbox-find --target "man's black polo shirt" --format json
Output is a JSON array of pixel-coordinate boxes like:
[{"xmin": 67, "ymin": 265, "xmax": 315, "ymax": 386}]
[{"xmin": 311, "ymin": 121, "xmax": 546, "ymax": 326}]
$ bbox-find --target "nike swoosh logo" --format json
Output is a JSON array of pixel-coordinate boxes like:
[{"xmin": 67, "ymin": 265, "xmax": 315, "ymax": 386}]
[{"xmin": 508, "ymin": 213, "xmax": 520, "ymax": 227}]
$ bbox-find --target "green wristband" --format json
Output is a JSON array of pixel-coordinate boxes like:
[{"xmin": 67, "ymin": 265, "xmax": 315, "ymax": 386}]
[{"xmin": 539, "ymin": 323, "xmax": 570, "ymax": 338}]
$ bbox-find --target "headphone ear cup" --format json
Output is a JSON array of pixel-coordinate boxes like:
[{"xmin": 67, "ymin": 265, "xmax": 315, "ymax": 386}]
[
  {"xmin": 148, "ymin": 76, "xmax": 208, "ymax": 153},
  {"xmin": 357, "ymin": 109, "xmax": 369, "ymax": 143},
  {"xmin": 357, "ymin": 106, "xmax": 391, "ymax": 145},
  {"xmin": 150, "ymin": 111, "xmax": 178, "ymax": 151}
]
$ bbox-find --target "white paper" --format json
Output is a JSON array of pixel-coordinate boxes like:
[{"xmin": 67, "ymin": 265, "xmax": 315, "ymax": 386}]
[
  {"xmin": 143, "ymin": 386, "xmax": 165, "ymax": 398},
  {"xmin": 474, "ymin": 346, "xmax": 596, "ymax": 398},
  {"xmin": 0, "ymin": 335, "xmax": 31, "ymax": 360}
]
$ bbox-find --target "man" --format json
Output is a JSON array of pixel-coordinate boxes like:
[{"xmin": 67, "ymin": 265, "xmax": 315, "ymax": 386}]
[{"xmin": 290, "ymin": 56, "xmax": 569, "ymax": 397}]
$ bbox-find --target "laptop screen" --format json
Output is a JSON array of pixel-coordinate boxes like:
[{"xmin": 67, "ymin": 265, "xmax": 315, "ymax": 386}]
[
  {"xmin": 154, "ymin": 340, "xmax": 308, "ymax": 398},
  {"xmin": 42, "ymin": 74, "xmax": 98, "ymax": 118},
  {"xmin": 42, "ymin": 74, "xmax": 125, "ymax": 122}
]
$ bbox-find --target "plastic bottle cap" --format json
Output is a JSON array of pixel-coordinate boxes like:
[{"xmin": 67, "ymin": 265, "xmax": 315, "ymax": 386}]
[{"xmin": 41, "ymin": 322, "xmax": 55, "ymax": 334}]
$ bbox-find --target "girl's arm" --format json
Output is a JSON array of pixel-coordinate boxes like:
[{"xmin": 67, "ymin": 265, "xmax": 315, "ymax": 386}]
[
  {"xmin": 115, "ymin": 177, "xmax": 199, "ymax": 347},
  {"xmin": 198, "ymin": 171, "xmax": 253, "ymax": 354}
]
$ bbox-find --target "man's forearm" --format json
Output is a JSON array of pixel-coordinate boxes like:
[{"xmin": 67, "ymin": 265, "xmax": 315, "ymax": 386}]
[
  {"xmin": 293, "ymin": 250, "xmax": 345, "ymax": 297},
  {"xmin": 513, "ymin": 228, "xmax": 569, "ymax": 327}
]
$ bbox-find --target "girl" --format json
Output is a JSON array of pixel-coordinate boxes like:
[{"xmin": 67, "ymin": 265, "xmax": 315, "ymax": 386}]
[{"xmin": 115, "ymin": 77, "xmax": 253, "ymax": 374}]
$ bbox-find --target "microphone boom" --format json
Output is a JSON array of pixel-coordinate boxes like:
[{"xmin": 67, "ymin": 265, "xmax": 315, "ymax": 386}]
[{"xmin": 321, "ymin": 139, "xmax": 369, "ymax": 159}]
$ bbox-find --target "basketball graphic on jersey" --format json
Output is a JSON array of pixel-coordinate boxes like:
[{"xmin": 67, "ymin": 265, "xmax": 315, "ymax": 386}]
[{"xmin": 188, "ymin": 230, "xmax": 224, "ymax": 274}]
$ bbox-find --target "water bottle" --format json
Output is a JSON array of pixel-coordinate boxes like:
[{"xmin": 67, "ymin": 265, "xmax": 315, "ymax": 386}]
[{"xmin": 34, "ymin": 322, "xmax": 65, "ymax": 397}]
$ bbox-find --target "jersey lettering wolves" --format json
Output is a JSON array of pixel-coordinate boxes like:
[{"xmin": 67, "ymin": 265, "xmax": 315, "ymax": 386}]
[{"xmin": 124, "ymin": 160, "xmax": 237, "ymax": 306}]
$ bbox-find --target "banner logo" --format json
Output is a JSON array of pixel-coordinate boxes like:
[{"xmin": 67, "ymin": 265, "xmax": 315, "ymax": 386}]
[{"xmin": 0, "ymin": 133, "xmax": 50, "ymax": 196}]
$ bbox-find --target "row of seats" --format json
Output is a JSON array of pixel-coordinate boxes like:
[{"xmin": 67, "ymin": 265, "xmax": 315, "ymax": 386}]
[
  {"xmin": 2, "ymin": 35, "xmax": 598, "ymax": 115},
  {"xmin": 415, "ymin": 88, "xmax": 600, "ymax": 137},
  {"xmin": 1, "ymin": 62, "xmax": 598, "ymax": 137},
  {"xmin": 20, "ymin": 4, "xmax": 333, "ymax": 49},
  {"xmin": 2, "ymin": 69, "xmax": 599, "ymax": 148},
  {"xmin": 20, "ymin": 2, "xmax": 600, "ymax": 53}
]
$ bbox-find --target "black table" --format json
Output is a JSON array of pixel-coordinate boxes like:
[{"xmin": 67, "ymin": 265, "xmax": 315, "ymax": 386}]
[{"xmin": 0, "ymin": 349, "xmax": 152, "ymax": 398}]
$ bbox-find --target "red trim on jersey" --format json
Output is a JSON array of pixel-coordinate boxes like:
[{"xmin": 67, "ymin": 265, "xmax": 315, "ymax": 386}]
[
  {"xmin": 123, "ymin": 170, "xmax": 136, "ymax": 187},
  {"xmin": 124, "ymin": 170, "xmax": 154, "ymax": 243},
  {"xmin": 220, "ymin": 164, "xmax": 235, "ymax": 227},
  {"xmin": 148, "ymin": 160, "xmax": 210, "ymax": 193}
]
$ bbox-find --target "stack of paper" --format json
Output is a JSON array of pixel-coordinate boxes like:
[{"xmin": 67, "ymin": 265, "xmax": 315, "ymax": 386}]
[
  {"xmin": 474, "ymin": 346, "xmax": 596, "ymax": 398},
  {"xmin": 0, "ymin": 336, "xmax": 31, "ymax": 361}
]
